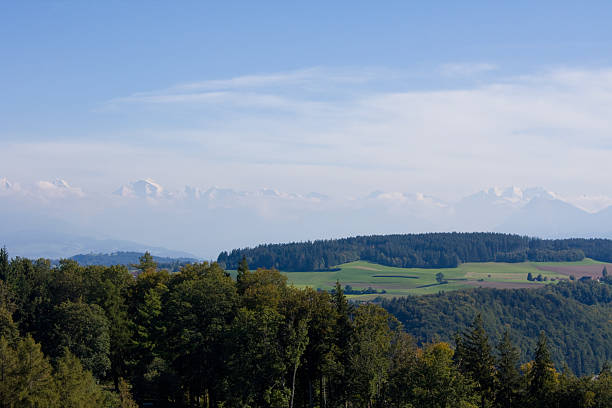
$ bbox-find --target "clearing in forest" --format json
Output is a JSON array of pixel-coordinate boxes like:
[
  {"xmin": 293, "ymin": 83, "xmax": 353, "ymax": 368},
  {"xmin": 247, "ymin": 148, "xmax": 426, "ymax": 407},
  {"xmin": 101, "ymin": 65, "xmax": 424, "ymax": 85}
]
[{"xmin": 281, "ymin": 259, "xmax": 609, "ymax": 299}]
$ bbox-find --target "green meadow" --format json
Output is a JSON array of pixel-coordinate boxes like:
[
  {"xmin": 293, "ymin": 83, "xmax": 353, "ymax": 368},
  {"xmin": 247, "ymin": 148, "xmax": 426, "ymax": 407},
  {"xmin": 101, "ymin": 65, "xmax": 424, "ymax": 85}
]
[{"xmin": 281, "ymin": 260, "xmax": 604, "ymax": 299}]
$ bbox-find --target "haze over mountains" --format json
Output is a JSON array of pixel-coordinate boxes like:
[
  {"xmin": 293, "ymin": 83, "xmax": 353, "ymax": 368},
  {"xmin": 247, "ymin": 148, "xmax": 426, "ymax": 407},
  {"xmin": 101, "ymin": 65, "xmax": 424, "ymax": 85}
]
[{"xmin": 1, "ymin": 177, "xmax": 612, "ymax": 259}]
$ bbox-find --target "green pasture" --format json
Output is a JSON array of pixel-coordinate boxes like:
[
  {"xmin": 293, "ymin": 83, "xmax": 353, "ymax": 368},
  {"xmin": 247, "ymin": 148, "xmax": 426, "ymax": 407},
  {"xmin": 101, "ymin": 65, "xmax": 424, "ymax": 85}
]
[{"xmin": 281, "ymin": 259, "xmax": 605, "ymax": 299}]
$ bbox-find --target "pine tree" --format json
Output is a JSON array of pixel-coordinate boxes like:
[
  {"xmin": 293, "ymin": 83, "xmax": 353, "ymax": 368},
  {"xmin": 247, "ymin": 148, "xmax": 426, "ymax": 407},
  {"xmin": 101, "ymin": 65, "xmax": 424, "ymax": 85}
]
[
  {"xmin": 528, "ymin": 331, "xmax": 556, "ymax": 408},
  {"xmin": 0, "ymin": 336, "xmax": 19, "ymax": 405},
  {"xmin": 0, "ymin": 247, "xmax": 8, "ymax": 282},
  {"xmin": 495, "ymin": 330, "xmax": 521, "ymax": 408},
  {"xmin": 454, "ymin": 314, "xmax": 496, "ymax": 408},
  {"xmin": 329, "ymin": 281, "xmax": 353, "ymax": 406},
  {"xmin": 54, "ymin": 349, "xmax": 106, "ymax": 407},
  {"xmin": 0, "ymin": 306, "xmax": 18, "ymax": 345},
  {"xmin": 237, "ymin": 255, "xmax": 249, "ymax": 292},
  {"xmin": 132, "ymin": 251, "xmax": 157, "ymax": 273},
  {"xmin": 13, "ymin": 336, "xmax": 59, "ymax": 406}
]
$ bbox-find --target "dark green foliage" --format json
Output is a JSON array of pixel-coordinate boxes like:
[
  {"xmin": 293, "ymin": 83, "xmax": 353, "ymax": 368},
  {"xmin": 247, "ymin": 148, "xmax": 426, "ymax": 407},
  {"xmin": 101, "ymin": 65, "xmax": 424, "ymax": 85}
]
[
  {"xmin": 336, "ymin": 284, "xmax": 385, "ymax": 295},
  {"xmin": 163, "ymin": 262, "xmax": 238, "ymax": 404},
  {"xmin": 219, "ymin": 233, "xmax": 612, "ymax": 271},
  {"xmin": 347, "ymin": 304, "xmax": 396, "ymax": 406},
  {"xmin": 0, "ymin": 246, "xmax": 8, "ymax": 281},
  {"xmin": 236, "ymin": 255, "xmax": 249, "ymax": 293},
  {"xmin": 527, "ymin": 332, "xmax": 556, "ymax": 407},
  {"xmin": 454, "ymin": 315, "xmax": 496, "ymax": 407},
  {"xmin": 0, "ymin": 335, "xmax": 122, "ymax": 407},
  {"xmin": 49, "ymin": 300, "xmax": 111, "ymax": 379},
  {"xmin": 132, "ymin": 251, "xmax": 157, "ymax": 272},
  {"xmin": 495, "ymin": 330, "xmax": 521, "ymax": 408},
  {"xmin": 0, "ymin": 335, "xmax": 58, "ymax": 406},
  {"xmin": 54, "ymin": 349, "xmax": 108, "ymax": 407},
  {"xmin": 1, "ymin": 246, "xmax": 612, "ymax": 407},
  {"xmin": 382, "ymin": 280, "xmax": 612, "ymax": 376}
]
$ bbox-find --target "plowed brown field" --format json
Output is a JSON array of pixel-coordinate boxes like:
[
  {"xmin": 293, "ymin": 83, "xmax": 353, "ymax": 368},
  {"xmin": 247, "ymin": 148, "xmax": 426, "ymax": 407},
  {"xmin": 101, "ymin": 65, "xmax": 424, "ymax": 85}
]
[{"xmin": 535, "ymin": 264, "xmax": 611, "ymax": 279}]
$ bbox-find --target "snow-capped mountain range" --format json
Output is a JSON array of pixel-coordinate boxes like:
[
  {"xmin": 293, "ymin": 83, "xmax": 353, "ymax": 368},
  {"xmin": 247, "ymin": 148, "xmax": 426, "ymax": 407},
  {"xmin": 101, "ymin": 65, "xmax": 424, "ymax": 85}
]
[
  {"xmin": 114, "ymin": 178, "xmax": 330, "ymax": 203},
  {"xmin": 1, "ymin": 177, "xmax": 612, "ymax": 258}
]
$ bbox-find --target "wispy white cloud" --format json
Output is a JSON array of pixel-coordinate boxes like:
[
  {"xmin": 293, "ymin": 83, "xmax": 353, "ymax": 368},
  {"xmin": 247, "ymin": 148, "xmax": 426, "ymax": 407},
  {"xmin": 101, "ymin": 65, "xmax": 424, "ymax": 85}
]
[
  {"xmin": 168, "ymin": 67, "xmax": 381, "ymax": 92},
  {"xmin": 106, "ymin": 66, "xmax": 396, "ymax": 110},
  {"xmin": 9, "ymin": 65, "xmax": 612, "ymax": 202}
]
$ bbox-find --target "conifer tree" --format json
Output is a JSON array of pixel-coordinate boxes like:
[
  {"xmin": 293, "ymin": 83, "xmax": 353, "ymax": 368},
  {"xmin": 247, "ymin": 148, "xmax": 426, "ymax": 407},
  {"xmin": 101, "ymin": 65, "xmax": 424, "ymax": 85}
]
[
  {"xmin": 496, "ymin": 330, "xmax": 521, "ymax": 408},
  {"xmin": 237, "ymin": 255, "xmax": 249, "ymax": 292},
  {"xmin": 0, "ymin": 306, "xmax": 18, "ymax": 345},
  {"xmin": 329, "ymin": 281, "xmax": 353, "ymax": 406},
  {"xmin": 54, "ymin": 349, "xmax": 106, "ymax": 407},
  {"xmin": 132, "ymin": 251, "xmax": 157, "ymax": 273},
  {"xmin": 528, "ymin": 331, "xmax": 556, "ymax": 408},
  {"xmin": 13, "ymin": 336, "xmax": 58, "ymax": 406},
  {"xmin": 0, "ymin": 246, "xmax": 8, "ymax": 282},
  {"xmin": 454, "ymin": 314, "xmax": 496, "ymax": 408},
  {"xmin": 0, "ymin": 336, "xmax": 19, "ymax": 405}
]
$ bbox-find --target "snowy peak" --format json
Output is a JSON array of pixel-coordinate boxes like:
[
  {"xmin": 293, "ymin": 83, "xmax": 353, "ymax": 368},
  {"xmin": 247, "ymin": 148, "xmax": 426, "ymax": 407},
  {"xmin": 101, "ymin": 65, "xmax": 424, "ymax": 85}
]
[
  {"xmin": 305, "ymin": 192, "xmax": 329, "ymax": 201},
  {"xmin": 35, "ymin": 179, "xmax": 84, "ymax": 198},
  {"xmin": 0, "ymin": 177, "xmax": 19, "ymax": 194},
  {"xmin": 200, "ymin": 187, "xmax": 246, "ymax": 201},
  {"xmin": 365, "ymin": 191, "xmax": 447, "ymax": 206},
  {"xmin": 522, "ymin": 187, "xmax": 558, "ymax": 201},
  {"xmin": 114, "ymin": 179, "xmax": 166, "ymax": 199},
  {"xmin": 466, "ymin": 186, "xmax": 558, "ymax": 206},
  {"xmin": 113, "ymin": 182, "xmax": 329, "ymax": 206}
]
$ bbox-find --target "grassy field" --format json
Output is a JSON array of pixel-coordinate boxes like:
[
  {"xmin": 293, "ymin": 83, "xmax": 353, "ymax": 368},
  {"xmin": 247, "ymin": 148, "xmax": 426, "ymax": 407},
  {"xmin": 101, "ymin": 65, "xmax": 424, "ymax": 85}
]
[{"xmin": 281, "ymin": 259, "xmax": 609, "ymax": 299}]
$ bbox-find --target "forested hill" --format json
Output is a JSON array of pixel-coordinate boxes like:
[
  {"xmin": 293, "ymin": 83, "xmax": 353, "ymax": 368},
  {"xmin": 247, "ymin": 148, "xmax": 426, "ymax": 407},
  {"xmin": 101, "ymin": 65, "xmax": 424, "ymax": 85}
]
[
  {"xmin": 381, "ymin": 280, "xmax": 612, "ymax": 376},
  {"xmin": 68, "ymin": 251, "xmax": 198, "ymax": 271},
  {"xmin": 218, "ymin": 232, "xmax": 612, "ymax": 271}
]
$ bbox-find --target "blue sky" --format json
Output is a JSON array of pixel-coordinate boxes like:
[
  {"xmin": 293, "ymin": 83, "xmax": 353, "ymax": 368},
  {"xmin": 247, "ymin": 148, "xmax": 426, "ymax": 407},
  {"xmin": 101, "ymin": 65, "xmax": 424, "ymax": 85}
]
[
  {"xmin": 2, "ymin": 1, "xmax": 612, "ymax": 198},
  {"xmin": 3, "ymin": 1, "xmax": 612, "ymax": 136},
  {"xmin": 3, "ymin": 1, "xmax": 612, "ymax": 256}
]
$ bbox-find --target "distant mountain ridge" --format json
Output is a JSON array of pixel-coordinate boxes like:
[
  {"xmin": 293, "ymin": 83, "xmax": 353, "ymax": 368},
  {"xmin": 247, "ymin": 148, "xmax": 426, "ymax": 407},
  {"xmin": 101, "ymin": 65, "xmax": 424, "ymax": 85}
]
[
  {"xmin": 68, "ymin": 251, "xmax": 199, "ymax": 268},
  {"xmin": 2, "ymin": 176, "xmax": 612, "ymax": 258},
  {"xmin": 0, "ymin": 230, "xmax": 197, "ymax": 260}
]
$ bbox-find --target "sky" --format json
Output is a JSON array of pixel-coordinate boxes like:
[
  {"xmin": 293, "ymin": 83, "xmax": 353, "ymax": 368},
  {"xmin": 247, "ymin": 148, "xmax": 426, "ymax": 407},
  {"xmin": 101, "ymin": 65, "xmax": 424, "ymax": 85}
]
[{"xmin": 2, "ymin": 1, "xmax": 612, "ymax": 257}]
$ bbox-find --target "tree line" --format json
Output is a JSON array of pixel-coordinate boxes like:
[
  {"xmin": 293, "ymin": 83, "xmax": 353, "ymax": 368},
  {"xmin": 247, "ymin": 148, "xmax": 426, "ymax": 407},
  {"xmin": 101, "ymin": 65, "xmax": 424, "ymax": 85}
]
[
  {"xmin": 217, "ymin": 233, "xmax": 612, "ymax": 271},
  {"xmin": 1, "ymin": 248, "xmax": 611, "ymax": 407}
]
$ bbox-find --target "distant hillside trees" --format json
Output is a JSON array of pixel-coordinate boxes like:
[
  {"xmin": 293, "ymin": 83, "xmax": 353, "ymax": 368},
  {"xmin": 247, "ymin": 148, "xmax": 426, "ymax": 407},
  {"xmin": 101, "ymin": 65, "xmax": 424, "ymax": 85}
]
[
  {"xmin": 218, "ymin": 233, "xmax": 610, "ymax": 271},
  {"xmin": 70, "ymin": 251, "xmax": 197, "ymax": 271},
  {"xmin": 381, "ymin": 279, "xmax": 612, "ymax": 376}
]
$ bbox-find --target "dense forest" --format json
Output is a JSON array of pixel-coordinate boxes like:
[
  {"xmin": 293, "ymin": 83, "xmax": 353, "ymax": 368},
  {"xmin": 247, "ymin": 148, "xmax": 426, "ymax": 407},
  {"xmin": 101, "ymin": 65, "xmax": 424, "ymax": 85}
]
[
  {"xmin": 218, "ymin": 233, "xmax": 612, "ymax": 271},
  {"xmin": 380, "ymin": 280, "xmax": 612, "ymax": 376},
  {"xmin": 0, "ymin": 248, "xmax": 611, "ymax": 407}
]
